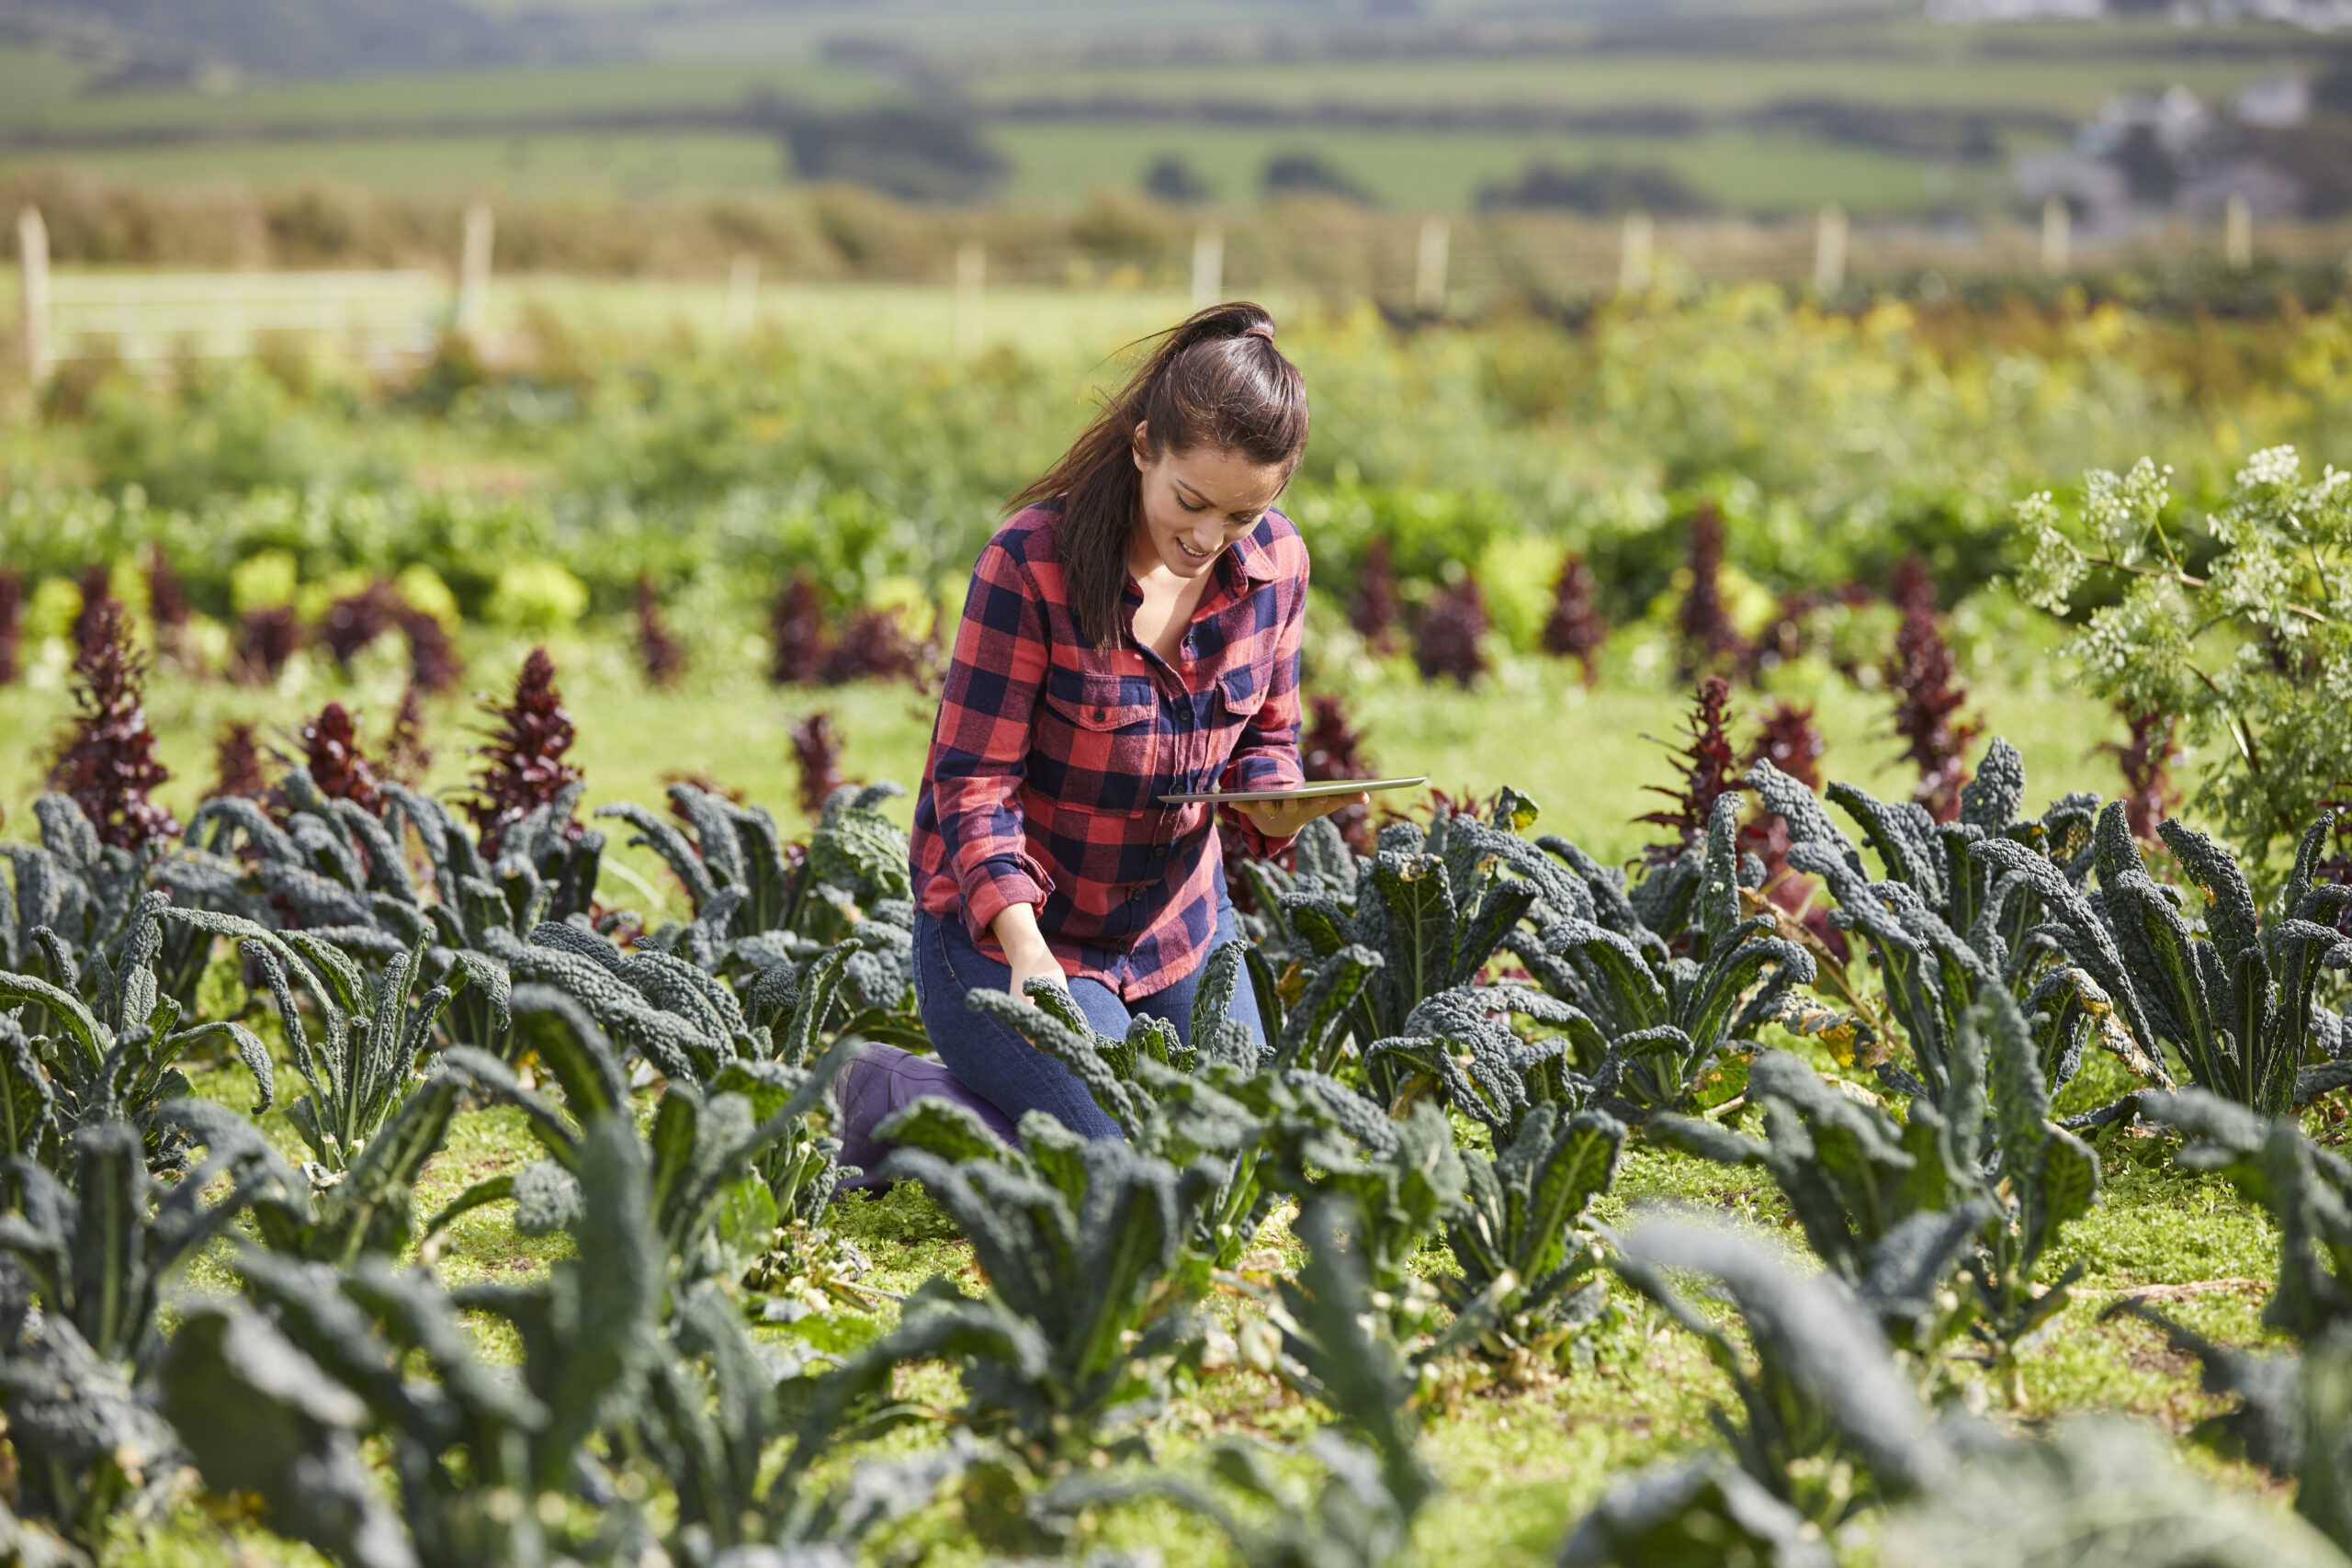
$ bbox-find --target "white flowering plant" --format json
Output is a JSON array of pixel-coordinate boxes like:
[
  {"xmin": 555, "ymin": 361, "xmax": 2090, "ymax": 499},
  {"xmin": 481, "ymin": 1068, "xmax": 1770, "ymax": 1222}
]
[{"xmin": 2015, "ymin": 447, "xmax": 2352, "ymax": 880}]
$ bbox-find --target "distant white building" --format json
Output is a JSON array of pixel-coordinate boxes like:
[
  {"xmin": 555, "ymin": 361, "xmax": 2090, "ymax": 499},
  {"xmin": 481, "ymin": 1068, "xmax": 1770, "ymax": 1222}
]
[
  {"xmin": 2084, "ymin": 85, "xmax": 2211, "ymax": 157},
  {"xmin": 2013, "ymin": 151, "xmax": 2133, "ymax": 230},
  {"xmin": 2232, "ymin": 75, "xmax": 2312, "ymax": 127},
  {"xmin": 2177, "ymin": 159, "xmax": 2305, "ymax": 220},
  {"xmin": 1926, "ymin": 0, "xmax": 2101, "ymax": 18}
]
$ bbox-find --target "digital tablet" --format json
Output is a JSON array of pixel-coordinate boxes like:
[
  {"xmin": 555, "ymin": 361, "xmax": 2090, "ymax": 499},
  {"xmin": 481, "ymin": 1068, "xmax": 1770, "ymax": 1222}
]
[{"xmin": 1156, "ymin": 776, "xmax": 1429, "ymax": 806}]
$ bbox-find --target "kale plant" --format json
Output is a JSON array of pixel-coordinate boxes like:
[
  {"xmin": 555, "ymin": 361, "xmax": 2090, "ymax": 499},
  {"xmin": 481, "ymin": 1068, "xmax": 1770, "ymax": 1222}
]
[
  {"xmin": 162, "ymin": 1115, "xmax": 666, "ymax": 1568},
  {"xmin": 0, "ymin": 892, "xmax": 273, "ymax": 1172},
  {"xmin": 862, "ymin": 1098, "xmax": 1205, "ymax": 1469},
  {"xmin": 1747, "ymin": 737, "xmax": 2151, "ymax": 1101},
  {"xmin": 0, "ymin": 1114, "xmax": 291, "ymax": 1551},
  {"xmin": 1990, "ymin": 807, "xmax": 2352, "ymax": 1119},
  {"xmin": 1513, "ymin": 795, "xmax": 1814, "ymax": 1118},
  {"xmin": 1066, "ymin": 1199, "xmax": 1441, "ymax": 1568},
  {"xmin": 1653, "ymin": 987, "xmax": 2100, "ymax": 1402},
  {"xmin": 1571, "ymin": 1219, "xmax": 2332, "ymax": 1568},
  {"xmin": 1436, "ymin": 1102, "xmax": 1626, "ymax": 1368},
  {"xmin": 424, "ymin": 987, "xmax": 853, "ymax": 1285}
]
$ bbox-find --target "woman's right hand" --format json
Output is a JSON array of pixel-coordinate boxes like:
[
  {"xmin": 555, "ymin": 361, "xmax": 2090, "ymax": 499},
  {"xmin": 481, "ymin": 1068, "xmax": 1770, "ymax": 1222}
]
[{"xmin": 991, "ymin": 903, "xmax": 1069, "ymax": 998}]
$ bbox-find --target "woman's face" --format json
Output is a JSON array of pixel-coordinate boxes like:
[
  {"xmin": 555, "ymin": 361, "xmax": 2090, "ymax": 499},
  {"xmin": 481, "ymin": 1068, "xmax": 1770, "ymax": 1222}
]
[{"xmin": 1129, "ymin": 422, "xmax": 1290, "ymax": 582}]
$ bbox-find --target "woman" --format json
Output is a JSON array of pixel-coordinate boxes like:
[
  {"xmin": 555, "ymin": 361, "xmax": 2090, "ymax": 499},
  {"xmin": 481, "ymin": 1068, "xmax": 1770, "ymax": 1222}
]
[{"xmin": 891, "ymin": 302, "xmax": 1365, "ymax": 1144}]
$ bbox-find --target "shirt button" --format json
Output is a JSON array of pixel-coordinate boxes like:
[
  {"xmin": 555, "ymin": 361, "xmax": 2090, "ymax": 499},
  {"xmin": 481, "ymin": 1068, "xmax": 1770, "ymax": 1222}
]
[
  {"xmin": 1129, "ymin": 885, "xmax": 1148, "ymax": 901},
  {"xmin": 1094, "ymin": 707, "xmax": 1107, "ymax": 722}
]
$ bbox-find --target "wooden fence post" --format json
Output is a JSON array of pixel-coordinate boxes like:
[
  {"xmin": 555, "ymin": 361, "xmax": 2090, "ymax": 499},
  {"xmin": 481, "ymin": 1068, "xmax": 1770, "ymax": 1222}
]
[
  {"xmin": 17, "ymin": 205, "xmax": 51, "ymax": 385},
  {"xmin": 2041, "ymin": 197, "xmax": 2070, "ymax": 276},
  {"xmin": 1190, "ymin": 226, "xmax": 1224, "ymax": 310},
  {"xmin": 953, "ymin": 241, "xmax": 985, "ymax": 355},
  {"xmin": 1814, "ymin": 205, "xmax": 1848, "ymax": 295},
  {"xmin": 456, "ymin": 200, "xmax": 494, "ymax": 342},
  {"xmin": 1415, "ymin": 217, "xmax": 1450, "ymax": 314},
  {"xmin": 724, "ymin": 254, "xmax": 759, "ymax": 341},
  {"xmin": 1619, "ymin": 210, "xmax": 1654, "ymax": 294},
  {"xmin": 2224, "ymin": 193, "xmax": 2253, "ymax": 273}
]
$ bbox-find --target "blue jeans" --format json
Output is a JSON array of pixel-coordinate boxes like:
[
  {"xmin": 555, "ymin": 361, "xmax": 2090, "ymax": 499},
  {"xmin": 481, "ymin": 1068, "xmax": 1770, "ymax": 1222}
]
[{"xmin": 910, "ymin": 898, "xmax": 1266, "ymax": 1141}]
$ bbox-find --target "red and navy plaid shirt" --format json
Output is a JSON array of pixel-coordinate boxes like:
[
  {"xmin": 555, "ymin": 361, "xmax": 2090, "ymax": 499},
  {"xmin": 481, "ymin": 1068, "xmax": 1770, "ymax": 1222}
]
[{"xmin": 912, "ymin": 502, "xmax": 1308, "ymax": 999}]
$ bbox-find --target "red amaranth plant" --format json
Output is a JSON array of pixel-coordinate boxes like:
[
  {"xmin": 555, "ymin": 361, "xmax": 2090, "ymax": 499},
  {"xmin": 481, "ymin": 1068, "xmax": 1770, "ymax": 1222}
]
[
  {"xmin": 1740, "ymin": 700, "xmax": 1845, "ymax": 959},
  {"xmin": 47, "ymin": 598, "xmax": 177, "ymax": 851},
  {"xmin": 820, "ymin": 606, "xmax": 933, "ymax": 688},
  {"xmin": 1351, "ymin": 536, "xmax": 1402, "ymax": 654},
  {"xmin": 72, "ymin": 565, "xmax": 119, "ymax": 660},
  {"xmin": 1303, "ymin": 692, "xmax": 1377, "ymax": 857},
  {"xmin": 318, "ymin": 581, "xmax": 401, "ymax": 671},
  {"xmin": 1542, "ymin": 552, "xmax": 1607, "ymax": 688},
  {"xmin": 146, "ymin": 548, "xmax": 191, "ymax": 660},
  {"xmin": 0, "ymin": 570, "xmax": 22, "ymax": 685},
  {"xmin": 209, "ymin": 721, "xmax": 270, "ymax": 800},
  {"xmin": 1747, "ymin": 699, "xmax": 1826, "ymax": 793},
  {"xmin": 1742, "ymin": 591, "xmax": 1822, "ymax": 682},
  {"xmin": 398, "ymin": 605, "xmax": 463, "ymax": 694},
  {"xmin": 770, "ymin": 572, "xmax": 829, "ymax": 686},
  {"xmin": 1676, "ymin": 502, "xmax": 1744, "ymax": 680},
  {"xmin": 1636, "ymin": 675, "xmax": 1738, "ymax": 867},
  {"xmin": 234, "ymin": 606, "xmax": 300, "ymax": 685},
  {"xmin": 1884, "ymin": 556, "xmax": 1983, "ymax": 823},
  {"xmin": 2099, "ymin": 705, "xmax": 2182, "ymax": 843},
  {"xmin": 381, "ymin": 684, "xmax": 433, "ymax": 786},
  {"xmin": 790, "ymin": 712, "xmax": 846, "ymax": 819},
  {"xmin": 464, "ymin": 646, "xmax": 582, "ymax": 854},
  {"xmin": 295, "ymin": 701, "xmax": 380, "ymax": 812},
  {"xmin": 635, "ymin": 575, "xmax": 687, "ymax": 689},
  {"xmin": 1412, "ymin": 580, "xmax": 1490, "ymax": 687}
]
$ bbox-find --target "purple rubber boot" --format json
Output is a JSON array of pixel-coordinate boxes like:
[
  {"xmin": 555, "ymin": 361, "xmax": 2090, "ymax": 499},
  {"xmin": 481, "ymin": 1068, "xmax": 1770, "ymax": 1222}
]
[{"xmin": 831, "ymin": 1042, "xmax": 1023, "ymax": 1189}]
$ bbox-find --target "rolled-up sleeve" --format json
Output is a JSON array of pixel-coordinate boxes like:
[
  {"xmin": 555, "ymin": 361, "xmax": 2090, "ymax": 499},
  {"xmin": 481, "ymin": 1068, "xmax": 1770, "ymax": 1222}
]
[
  {"xmin": 1218, "ymin": 564, "xmax": 1309, "ymax": 858},
  {"xmin": 928, "ymin": 543, "xmax": 1054, "ymax": 939}
]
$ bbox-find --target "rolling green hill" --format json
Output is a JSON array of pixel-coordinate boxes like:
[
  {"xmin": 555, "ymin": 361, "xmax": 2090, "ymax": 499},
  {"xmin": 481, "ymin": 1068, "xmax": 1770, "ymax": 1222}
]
[{"xmin": 0, "ymin": 0, "xmax": 2335, "ymax": 215}]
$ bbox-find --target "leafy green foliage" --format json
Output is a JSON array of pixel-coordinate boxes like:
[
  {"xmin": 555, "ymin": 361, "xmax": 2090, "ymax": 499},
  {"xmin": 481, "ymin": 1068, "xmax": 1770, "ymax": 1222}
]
[
  {"xmin": 424, "ymin": 987, "xmax": 853, "ymax": 1285},
  {"xmin": 1579, "ymin": 1217, "xmax": 2345, "ymax": 1568},
  {"xmin": 2017, "ymin": 448, "xmax": 2352, "ymax": 875},
  {"xmin": 1513, "ymin": 795, "xmax": 1814, "ymax": 1117},
  {"xmin": 2011, "ymin": 808, "xmax": 2352, "ymax": 1118},
  {"xmin": 1654, "ymin": 987, "xmax": 2101, "ymax": 1394},
  {"xmin": 1748, "ymin": 736, "xmax": 2140, "ymax": 1100},
  {"xmin": 0, "ymin": 1106, "xmax": 300, "ymax": 1551},
  {"xmin": 866, "ymin": 1098, "xmax": 1204, "ymax": 1469},
  {"xmin": 0, "ymin": 892, "xmax": 273, "ymax": 1172},
  {"xmin": 1066, "ymin": 1198, "xmax": 1441, "ymax": 1568},
  {"xmin": 1436, "ymin": 1103, "xmax": 1625, "ymax": 1365}
]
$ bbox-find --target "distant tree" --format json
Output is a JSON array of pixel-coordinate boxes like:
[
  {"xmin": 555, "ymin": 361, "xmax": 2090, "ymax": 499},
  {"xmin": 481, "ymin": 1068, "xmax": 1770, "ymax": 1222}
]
[
  {"xmin": 1476, "ymin": 160, "xmax": 1713, "ymax": 215},
  {"xmin": 1144, "ymin": 154, "xmax": 1216, "ymax": 205},
  {"xmin": 785, "ymin": 107, "xmax": 1008, "ymax": 203},
  {"xmin": 1262, "ymin": 151, "xmax": 1374, "ymax": 205}
]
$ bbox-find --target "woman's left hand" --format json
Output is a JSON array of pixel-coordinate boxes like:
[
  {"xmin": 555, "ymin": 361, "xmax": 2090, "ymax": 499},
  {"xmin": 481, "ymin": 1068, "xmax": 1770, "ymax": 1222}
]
[{"xmin": 1236, "ymin": 791, "xmax": 1372, "ymax": 842}]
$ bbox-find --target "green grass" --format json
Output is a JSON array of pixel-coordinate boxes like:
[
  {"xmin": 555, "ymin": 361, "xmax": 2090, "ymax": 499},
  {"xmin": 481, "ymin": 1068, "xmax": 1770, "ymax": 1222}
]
[{"xmin": 993, "ymin": 122, "xmax": 2002, "ymax": 216}]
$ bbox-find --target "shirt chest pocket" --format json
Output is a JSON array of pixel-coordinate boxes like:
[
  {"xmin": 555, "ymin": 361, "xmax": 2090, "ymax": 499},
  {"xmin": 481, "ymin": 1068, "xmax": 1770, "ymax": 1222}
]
[{"xmin": 1037, "ymin": 669, "xmax": 1161, "ymax": 810}]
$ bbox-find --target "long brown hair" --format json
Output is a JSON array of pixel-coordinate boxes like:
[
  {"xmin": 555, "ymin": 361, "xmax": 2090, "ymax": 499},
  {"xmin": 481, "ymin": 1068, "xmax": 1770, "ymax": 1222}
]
[{"xmin": 1012, "ymin": 300, "xmax": 1310, "ymax": 649}]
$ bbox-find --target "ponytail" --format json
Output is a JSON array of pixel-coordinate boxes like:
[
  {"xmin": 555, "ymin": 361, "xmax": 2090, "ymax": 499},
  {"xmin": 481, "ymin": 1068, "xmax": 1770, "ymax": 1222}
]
[{"xmin": 1011, "ymin": 301, "xmax": 1310, "ymax": 650}]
